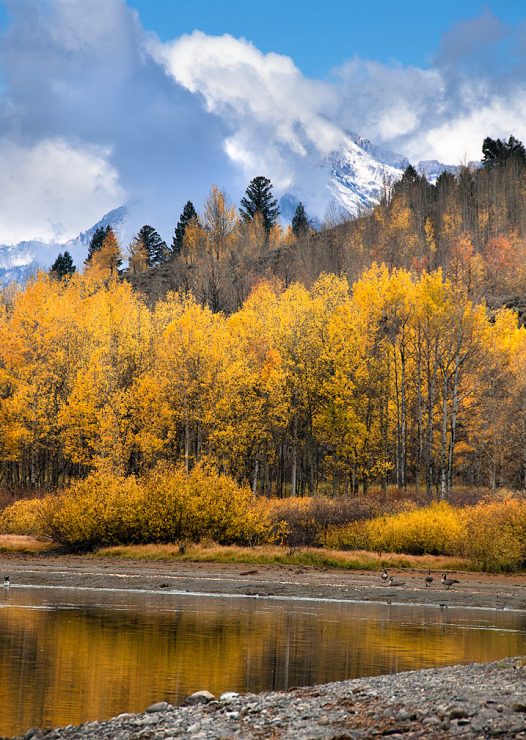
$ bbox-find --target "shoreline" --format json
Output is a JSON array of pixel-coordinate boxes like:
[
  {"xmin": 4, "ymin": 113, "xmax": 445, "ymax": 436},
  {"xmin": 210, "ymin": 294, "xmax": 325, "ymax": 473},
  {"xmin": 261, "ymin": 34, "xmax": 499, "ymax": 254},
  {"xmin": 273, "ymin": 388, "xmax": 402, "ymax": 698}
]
[
  {"xmin": 2, "ymin": 555, "xmax": 526, "ymax": 738},
  {"xmin": 1, "ymin": 553, "xmax": 526, "ymax": 612},
  {"xmin": 14, "ymin": 658, "xmax": 526, "ymax": 739}
]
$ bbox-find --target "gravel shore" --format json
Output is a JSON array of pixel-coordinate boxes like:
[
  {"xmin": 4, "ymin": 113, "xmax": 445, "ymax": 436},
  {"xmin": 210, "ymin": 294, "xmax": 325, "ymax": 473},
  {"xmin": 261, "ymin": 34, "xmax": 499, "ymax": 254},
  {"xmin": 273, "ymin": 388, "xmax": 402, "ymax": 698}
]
[{"xmin": 16, "ymin": 658, "xmax": 526, "ymax": 739}]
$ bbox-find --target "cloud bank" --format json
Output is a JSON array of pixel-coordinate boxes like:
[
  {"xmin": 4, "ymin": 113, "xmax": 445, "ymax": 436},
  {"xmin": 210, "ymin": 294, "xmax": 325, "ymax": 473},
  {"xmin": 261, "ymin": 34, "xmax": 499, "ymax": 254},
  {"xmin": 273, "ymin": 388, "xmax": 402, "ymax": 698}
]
[{"xmin": 0, "ymin": 1, "xmax": 526, "ymax": 245}]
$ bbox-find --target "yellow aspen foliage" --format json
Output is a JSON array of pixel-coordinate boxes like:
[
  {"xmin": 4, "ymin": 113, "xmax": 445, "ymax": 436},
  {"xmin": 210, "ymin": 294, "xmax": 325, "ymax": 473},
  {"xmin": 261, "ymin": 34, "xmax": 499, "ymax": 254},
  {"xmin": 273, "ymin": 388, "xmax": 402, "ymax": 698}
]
[{"xmin": 88, "ymin": 230, "xmax": 122, "ymax": 279}]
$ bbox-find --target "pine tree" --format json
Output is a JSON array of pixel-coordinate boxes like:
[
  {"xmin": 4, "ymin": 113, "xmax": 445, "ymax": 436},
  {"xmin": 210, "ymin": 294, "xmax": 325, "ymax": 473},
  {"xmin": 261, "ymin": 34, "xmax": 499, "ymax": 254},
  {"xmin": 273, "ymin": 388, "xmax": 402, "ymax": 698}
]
[
  {"xmin": 291, "ymin": 202, "xmax": 312, "ymax": 237},
  {"xmin": 85, "ymin": 225, "xmax": 111, "ymax": 264},
  {"xmin": 135, "ymin": 225, "xmax": 168, "ymax": 267},
  {"xmin": 172, "ymin": 201, "xmax": 198, "ymax": 255},
  {"xmin": 50, "ymin": 251, "xmax": 76, "ymax": 279},
  {"xmin": 482, "ymin": 135, "xmax": 526, "ymax": 168},
  {"xmin": 239, "ymin": 176, "xmax": 280, "ymax": 233}
]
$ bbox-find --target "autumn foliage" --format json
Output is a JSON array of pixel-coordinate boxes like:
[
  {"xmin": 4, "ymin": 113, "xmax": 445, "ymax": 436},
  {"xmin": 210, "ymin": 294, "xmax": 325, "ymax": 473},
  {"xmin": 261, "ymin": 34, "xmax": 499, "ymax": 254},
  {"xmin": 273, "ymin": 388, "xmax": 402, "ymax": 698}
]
[{"xmin": 0, "ymin": 263, "xmax": 525, "ymax": 497}]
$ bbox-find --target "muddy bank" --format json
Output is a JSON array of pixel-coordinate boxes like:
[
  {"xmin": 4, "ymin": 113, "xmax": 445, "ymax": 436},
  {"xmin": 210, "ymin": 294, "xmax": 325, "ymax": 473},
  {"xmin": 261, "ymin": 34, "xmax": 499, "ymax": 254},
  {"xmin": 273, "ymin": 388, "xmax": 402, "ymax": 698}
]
[
  {"xmin": 1, "ymin": 553, "xmax": 526, "ymax": 611},
  {"xmin": 15, "ymin": 658, "xmax": 526, "ymax": 738}
]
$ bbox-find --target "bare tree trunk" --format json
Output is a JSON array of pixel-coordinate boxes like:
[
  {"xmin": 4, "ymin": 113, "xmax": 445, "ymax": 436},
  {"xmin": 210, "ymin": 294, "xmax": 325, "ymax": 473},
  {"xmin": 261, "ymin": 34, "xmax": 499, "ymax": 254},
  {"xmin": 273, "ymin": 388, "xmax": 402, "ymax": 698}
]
[
  {"xmin": 448, "ymin": 359, "xmax": 460, "ymax": 493},
  {"xmin": 291, "ymin": 414, "xmax": 298, "ymax": 497},
  {"xmin": 416, "ymin": 334, "xmax": 424, "ymax": 493},
  {"xmin": 184, "ymin": 411, "xmax": 190, "ymax": 474},
  {"xmin": 440, "ymin": 372, "xmax": 449, "ymax": 500}
]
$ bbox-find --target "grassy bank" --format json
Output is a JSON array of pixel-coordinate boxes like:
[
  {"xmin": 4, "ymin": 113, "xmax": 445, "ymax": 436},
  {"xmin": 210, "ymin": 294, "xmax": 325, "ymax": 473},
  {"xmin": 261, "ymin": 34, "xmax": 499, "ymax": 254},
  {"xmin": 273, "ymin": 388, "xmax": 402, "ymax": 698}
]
[
  {"xmin": 95, "ymin": 542, "xmax": 472, "ymax": 572},
  {"xmin": 1, "ymin": 467, "xmax": 525, "ymax": 573}
]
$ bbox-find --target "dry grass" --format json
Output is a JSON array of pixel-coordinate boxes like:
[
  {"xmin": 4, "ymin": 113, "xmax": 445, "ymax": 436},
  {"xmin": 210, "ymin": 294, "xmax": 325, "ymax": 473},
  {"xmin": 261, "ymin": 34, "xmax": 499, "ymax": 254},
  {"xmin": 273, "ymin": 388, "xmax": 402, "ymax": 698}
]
[
  {"xmin": 95, "ymin": 543, "xmax": 472, "ymax": 572},
  {"xmin": 0, "ymin": 534, "xmax": 53, "ymax": 554}
]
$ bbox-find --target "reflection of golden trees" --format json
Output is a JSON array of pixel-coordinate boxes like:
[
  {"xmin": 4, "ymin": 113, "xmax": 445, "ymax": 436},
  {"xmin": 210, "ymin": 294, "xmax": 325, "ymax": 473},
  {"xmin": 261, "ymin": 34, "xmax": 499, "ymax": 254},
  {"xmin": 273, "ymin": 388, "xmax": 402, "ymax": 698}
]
[{"xmin": 0, "ymin": 596, "xmax": 525, "ymax": 736}]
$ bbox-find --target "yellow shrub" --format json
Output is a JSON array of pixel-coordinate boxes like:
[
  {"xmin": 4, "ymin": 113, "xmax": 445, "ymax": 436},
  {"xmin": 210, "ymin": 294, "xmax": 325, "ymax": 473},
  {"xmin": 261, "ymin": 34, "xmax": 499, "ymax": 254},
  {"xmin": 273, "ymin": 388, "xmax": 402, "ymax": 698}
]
[
  {"xmin": 142, "ymin": 465, "xmax": 272, "ymax": 545},
  {"xmin": 2, "ymin": 466, "xmax": 273, "ymax": 549},
  {"xmin": 459, "ymin": 498, "xmax": 526, "ymax": 571},
  {"xmin": 42, "ymin": 472, "xmax": 144, "ymax": 548},
  {"xmin": 0, "ymin": 498, "xmax": 47, "ymax": 537},
  {"xmin": 325, "ymin": 502, "xmax": 465, "ymax": 556}
]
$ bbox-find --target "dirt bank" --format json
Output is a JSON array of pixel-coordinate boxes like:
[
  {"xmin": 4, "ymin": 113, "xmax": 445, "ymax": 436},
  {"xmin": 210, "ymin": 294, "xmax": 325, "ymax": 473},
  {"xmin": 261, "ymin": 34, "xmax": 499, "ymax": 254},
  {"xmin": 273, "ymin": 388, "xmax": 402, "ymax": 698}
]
[{"xmin": 1, "ymin": 553, "xmax": 526, "ymax": 611}]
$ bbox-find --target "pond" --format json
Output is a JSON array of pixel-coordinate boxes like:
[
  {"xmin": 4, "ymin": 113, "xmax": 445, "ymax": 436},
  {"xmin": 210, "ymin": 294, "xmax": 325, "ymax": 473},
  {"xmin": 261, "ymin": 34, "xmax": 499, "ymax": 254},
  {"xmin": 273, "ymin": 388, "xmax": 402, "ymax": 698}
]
[{"xmin": 1, "ymin": 586, "xmax": 526, "ymax": 737}]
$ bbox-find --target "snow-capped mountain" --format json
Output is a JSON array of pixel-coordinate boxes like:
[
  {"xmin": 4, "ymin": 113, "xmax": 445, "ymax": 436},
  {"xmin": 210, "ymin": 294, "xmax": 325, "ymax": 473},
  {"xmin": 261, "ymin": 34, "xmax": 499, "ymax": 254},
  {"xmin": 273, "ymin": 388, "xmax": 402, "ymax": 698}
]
[
  {"xmin": 0, "ymin": 135, "xmax": 457, "ymax": 285},
  {"xmin": 0, "ymin": 205, "xmax": 131, "ymax": 286}
]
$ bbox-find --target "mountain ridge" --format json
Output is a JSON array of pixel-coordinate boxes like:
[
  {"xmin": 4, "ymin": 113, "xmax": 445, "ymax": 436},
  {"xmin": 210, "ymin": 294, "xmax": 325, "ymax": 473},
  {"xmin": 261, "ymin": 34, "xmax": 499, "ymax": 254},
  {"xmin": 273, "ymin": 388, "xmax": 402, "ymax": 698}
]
[{"xmin": 0, "ymin": 137, "xmax": 457, "ymax": 285}]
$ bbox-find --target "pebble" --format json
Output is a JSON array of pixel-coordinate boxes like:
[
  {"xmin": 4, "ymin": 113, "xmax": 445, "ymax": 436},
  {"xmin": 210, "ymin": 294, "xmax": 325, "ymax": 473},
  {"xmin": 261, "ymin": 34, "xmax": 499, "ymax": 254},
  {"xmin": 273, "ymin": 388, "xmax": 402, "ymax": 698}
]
[
  {"xmin": 12, "ymin": 657, "xmax": 526, "ymax": 739},
  {"xmin": 145, "ymin": 701, "xmax": 172, "ymax": 713},
  {"xmin": 183, "ymin": 690, "xmax": 215, "ymax": 706}
]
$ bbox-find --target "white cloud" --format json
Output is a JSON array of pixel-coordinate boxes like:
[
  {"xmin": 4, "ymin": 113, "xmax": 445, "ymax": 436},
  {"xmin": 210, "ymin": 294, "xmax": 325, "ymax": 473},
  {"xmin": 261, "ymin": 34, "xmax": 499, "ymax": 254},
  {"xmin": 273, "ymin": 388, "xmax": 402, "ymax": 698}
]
[
  {"xmin": 0, "ymin": 139, "xmax": 124, "ymax": 244},
  {"xmin": 2, "ymin": 1, "xmax": 526, "ymax": 247},
  {"xmin": 153, "ymin": 30, "xmax": 344, "ymax": 191}
]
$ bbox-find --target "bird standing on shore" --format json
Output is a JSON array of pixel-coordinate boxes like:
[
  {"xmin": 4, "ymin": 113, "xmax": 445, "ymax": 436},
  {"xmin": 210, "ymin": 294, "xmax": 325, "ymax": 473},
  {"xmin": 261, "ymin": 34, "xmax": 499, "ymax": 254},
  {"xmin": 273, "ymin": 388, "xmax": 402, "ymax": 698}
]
[
  {"xmin": 3, "ymin": 576, "xmax": 9, "ymax": 588},
  {"xmin": 381, "ymin": 569, "xmax": 389, "ymax": 582},
  {"xmin": 425, "ymin": 571, "xmax": 433, "ymax": 587},
  {"xmin": 441, "ymin": 573, "xmax": 460, "ymax": 590}
]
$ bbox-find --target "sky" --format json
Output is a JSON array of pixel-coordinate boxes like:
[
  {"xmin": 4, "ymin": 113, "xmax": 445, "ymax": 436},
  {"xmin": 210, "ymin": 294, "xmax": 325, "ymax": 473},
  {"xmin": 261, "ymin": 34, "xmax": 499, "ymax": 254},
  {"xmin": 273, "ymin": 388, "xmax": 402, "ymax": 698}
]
[
  {"xmin": 0, "ymin": 0, "xmax": 525, "ymax": 246},
  {"xmin": 127, "ymin": 0, "xmax": 526, "ymax": 77}
]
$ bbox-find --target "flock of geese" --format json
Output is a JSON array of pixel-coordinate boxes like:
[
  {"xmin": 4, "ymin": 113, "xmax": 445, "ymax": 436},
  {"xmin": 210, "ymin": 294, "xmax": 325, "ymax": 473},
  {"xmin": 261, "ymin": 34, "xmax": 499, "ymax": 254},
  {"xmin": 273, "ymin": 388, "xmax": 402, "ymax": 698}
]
[
  {"xmin": 2, "ymin": 571, "xmax": 461, "ymax": 592},
  {"xmin": 382, "ymin": 569, "xmax": 460, "ymax": 589}
]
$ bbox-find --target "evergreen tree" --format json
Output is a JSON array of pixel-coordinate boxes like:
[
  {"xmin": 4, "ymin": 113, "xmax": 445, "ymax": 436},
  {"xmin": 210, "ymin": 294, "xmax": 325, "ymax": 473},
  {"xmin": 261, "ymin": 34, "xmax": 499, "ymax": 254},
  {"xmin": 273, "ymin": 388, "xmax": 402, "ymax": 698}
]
[
  {"xmin": 482, "ymin": 135, "xmax": 526, "ymax": 168},
  {"xmin": 239, "ymin": 176, "xmax": 280, "ymax": 233},
  {"xmin": 291, "ymin": 202, "xmax": 312, "ymax": 237},
  {"xmin": 172, "ymin": 201, "xmax": 198, "ymax": 255},
  {"xmin": 400, "ymin": 164, "xmax": 419, "ymax": 184},
  {"xmin": 85, "ymin": 225, "xmax": 111, "ymax": 264},
  {"xmin": 50, "ymin": 251, "xmax": 76, "ymax": 279},
  {"xmin": 136, "ymin": 225, "xmax": 168, "ymax": 267}
]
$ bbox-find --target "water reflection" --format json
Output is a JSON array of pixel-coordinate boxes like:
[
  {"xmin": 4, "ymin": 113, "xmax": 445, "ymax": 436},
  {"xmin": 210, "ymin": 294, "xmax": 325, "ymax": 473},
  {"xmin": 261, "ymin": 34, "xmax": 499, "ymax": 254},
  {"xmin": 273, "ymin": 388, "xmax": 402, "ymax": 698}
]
[{"xmin": 0, "ymin": 587, "xmax": 525, "ymax": 736}]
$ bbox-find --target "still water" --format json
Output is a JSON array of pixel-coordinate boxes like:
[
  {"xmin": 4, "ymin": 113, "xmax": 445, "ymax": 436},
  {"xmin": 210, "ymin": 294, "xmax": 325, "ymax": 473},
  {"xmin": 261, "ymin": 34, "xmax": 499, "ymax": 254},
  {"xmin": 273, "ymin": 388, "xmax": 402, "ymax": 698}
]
[{"xmin": 1, "ymin": 586, "xmax": 526, "ymax": 737}]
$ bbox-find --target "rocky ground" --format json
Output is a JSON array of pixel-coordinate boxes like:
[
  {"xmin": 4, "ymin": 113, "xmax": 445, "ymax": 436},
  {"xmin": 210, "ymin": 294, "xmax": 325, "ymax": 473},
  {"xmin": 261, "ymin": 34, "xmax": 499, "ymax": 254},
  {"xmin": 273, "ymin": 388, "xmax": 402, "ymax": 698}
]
[
  {"xmin": 16, "ymin": 658, "xmax": 526, "ymax": 739},
  {"xmin": 2, "ymin": 554, "xmax": 526, "ymax": 611}
]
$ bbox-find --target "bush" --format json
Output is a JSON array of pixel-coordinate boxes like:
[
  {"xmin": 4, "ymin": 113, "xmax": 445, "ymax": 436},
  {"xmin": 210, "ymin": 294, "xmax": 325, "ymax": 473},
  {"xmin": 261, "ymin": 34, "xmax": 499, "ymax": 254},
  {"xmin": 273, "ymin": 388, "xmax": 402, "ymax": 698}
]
[
  {"xmin": 41, "ymin": 472, "xmax": 144, "ymax": 548},
  {"xmin": 459, "ymin": 498, "xmax": 526, "ymax": 571},
  {"xmin": 326, "ymin": 502, "xmax": 466, "ymax": 555},
  {"xmin": 141, "ymin": 465, "xmax": 272, "ymax": 545},
  {"xmin": 268, "ymin": 495, "xmax": 381, "ymax": 547},
  {"xmin": 0, "ymin": 498, "xmax": 47, "ymax": 537},
  {"xmin": 0, "ymin": 465, "xmax": 272, "ymax": 549}
]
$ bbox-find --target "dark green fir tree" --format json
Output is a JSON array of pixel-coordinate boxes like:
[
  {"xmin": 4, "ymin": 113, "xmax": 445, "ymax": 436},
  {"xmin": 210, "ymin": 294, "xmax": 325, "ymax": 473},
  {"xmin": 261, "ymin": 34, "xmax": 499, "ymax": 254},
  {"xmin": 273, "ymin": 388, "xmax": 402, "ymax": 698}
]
[
  {"xmin": 136, "ymin": 225, "xmax": 168, "ymax": 267},
  {"xmin": 172, "ymin": 201, "xmax": 198, "ymax": 255},
  {"xmin": 291, "ymin": 202, "xmax": 312, "ymax": 237},
  {"xmin": 50, "ymin": 251, "xmax": 76, "ymax": 279},
  {"xmin": 482, "ymin": 135, "xmax": 526, "ymax": 168},
  {"xmin": 239, "ymin": 176, "xmax": 280, "ymax": 233},
  {"xmin": 85, "ymin": 225, "xmax": 111, "ymax": 264}
]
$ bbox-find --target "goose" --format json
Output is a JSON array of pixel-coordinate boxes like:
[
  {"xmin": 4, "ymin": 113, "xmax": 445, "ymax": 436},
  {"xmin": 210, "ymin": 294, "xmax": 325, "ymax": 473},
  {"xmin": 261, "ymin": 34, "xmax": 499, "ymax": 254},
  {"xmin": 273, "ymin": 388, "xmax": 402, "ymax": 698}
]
[
  {"xmin": 3, "ymin": 576, "xmax": 9, "ymax": 588},
  {"xmin": 388, "ymin": 576, "xmax": 405, "ymax": 587},
  {"xmin": 425, "ymin": 571, "xmax": 433, "ymax": 588},
  {"xmin": 441, "ymin": 573, "xmax": 460, "ymax": 590},
  {"xmin": 381, "ymin": 569, "xmax": 389, "ymax": 582}
]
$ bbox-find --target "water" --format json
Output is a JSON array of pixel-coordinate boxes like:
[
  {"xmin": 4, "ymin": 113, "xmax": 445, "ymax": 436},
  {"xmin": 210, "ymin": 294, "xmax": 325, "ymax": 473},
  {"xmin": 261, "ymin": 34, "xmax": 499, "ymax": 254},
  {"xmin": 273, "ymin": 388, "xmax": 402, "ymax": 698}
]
[{"xmin": 1, "ymin": 586, "xmax": 526, "ymax": 737}]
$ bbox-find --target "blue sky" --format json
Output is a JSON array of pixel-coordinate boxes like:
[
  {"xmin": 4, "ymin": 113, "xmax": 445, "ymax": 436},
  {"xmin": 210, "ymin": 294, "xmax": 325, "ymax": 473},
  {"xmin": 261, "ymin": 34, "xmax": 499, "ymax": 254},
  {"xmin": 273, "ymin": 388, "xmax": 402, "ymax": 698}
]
[
  {"xmin": 0, "ymin": 0, "xmax": 526, "ymax": 247},
  {"xmin": 127, "ymin": 0, "xmax": 525, "ymax": 77}
]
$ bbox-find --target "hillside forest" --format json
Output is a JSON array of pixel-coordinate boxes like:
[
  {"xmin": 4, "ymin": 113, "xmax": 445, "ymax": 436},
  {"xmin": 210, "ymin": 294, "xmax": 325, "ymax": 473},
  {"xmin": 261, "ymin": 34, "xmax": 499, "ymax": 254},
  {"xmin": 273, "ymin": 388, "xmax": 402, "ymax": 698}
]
[{"xmin": 3, "ymin": 136, "xmax": 526, "ymax": 501}]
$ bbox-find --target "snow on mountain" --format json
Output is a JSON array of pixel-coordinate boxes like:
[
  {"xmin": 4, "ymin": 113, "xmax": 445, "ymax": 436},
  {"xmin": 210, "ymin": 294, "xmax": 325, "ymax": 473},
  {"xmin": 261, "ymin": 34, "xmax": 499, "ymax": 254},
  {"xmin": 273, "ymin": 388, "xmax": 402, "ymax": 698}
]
[
  {"xmin": 325, "ymin": 135, "xmax": 404, "ymax": 215},
  {"xmin": 0, "ymin": 205, "xmax": 131, "ymax": 286},
  {"xmin": 0, "ymin": 136, "xmax": 458, "ymax": 285}
]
